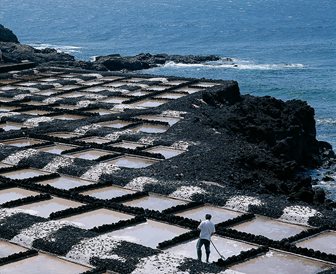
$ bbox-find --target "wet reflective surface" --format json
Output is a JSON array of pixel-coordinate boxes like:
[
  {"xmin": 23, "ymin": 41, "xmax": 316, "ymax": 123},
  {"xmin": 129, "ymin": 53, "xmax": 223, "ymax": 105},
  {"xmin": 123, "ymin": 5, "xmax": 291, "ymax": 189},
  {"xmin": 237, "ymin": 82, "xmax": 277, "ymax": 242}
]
[
  {"xmin": 81, "ymin": 186, "xmax": 135, "ymax": 200},
  {"xmin": 1, "ymin": 169, "xmax": 48, "ymax": 180},
  {"xmin": 123, "ymin": 195, "xmax": 186, "ymax": 211},
  {"xmin": 0, "ymin": 188, "xmax": 40, "ymax": 204},
  {"xmin": 38, "ymin": 176, "xmax": 94, "ymax": 190},
  {"xmin": 296, "ymin": 231, "xmax": 336, "ymax": 255},
  {"xmin": 60, "ymin": 209, "xmax": 133, "ymax": 229},
  {"xmin": 230, "ymin": 250, "xmax": 333, "ymax": 274},
  {"xmin": 144, "ymin": 146, "xmax": 184, "ymax": 159},
  {"xmin": 15, "ymin": 197, "xmax": 83, "ymax": 218},
  {"xmin": 106, "ymin": 155, "xmax": 159, "ymax": 168},
  {"xmin": 106, "ymin": 220, "xmax": 189, "ymax": 248},
  {"xmin": 176, "ymin": 205, "xmax": 242, "ymax": 224},
  {"xmin": 167, "ymin": 236, "xmax": 256, "ymax": 261},
  {"xmin": 0, "ymin": 253, "xmax": 90, "ymax": 274},
  {"xmin": 0, "ymin": 240, "xmax": 27, "ymax": 258},
  {"xmin": 231, "ymin": 216, "xmax": 307, "ymax": 241}
]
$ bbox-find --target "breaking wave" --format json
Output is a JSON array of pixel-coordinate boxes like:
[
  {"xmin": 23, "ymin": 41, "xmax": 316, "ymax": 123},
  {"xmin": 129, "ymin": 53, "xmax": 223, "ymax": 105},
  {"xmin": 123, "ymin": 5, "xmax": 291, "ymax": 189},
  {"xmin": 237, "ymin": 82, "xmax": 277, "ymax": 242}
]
[
  {"xmin": 316, "ymin": 118, "xmax": 336, "ymax": 125},
  {"xmin": 29, "ymin": 43, "xmax": 82, "ymax": 54},
  {"xmin": 163, "ymin": 58, "xmax": 305, "ymax": 70}
]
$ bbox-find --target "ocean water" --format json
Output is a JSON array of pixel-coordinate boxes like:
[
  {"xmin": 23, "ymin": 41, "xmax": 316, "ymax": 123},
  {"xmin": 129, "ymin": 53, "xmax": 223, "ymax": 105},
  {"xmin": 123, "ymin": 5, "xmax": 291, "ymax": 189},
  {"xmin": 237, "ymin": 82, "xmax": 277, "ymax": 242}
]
[{"xmin": 0, "ymin": 0, "xmax": 335, "ymax": 150}]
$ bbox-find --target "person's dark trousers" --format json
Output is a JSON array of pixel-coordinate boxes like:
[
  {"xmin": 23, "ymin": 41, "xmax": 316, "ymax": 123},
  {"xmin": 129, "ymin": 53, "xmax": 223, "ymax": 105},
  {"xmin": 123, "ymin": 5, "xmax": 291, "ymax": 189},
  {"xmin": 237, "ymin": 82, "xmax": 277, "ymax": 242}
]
[{"xmin": 196, "ymin": 238, "xmax": 210, "ymax": 262}]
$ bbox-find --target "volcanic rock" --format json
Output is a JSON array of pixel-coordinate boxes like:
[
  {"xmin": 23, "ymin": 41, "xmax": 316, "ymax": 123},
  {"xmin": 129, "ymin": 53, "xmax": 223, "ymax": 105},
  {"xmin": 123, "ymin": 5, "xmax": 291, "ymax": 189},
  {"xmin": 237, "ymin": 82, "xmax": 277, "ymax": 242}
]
[{"xmin": 0, "ymin": 24, "xmax": 19, "ymax": 43}]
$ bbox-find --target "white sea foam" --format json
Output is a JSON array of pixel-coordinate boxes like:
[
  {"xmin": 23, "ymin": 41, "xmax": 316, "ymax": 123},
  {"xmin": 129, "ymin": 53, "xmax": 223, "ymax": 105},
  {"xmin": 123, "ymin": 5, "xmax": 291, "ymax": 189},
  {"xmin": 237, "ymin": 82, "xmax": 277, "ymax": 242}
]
[
  {"xmin": 163, "ymin": 58, "xmax": 305, "ymax": 71},
  {"xmin": 316, "ymin": 118, "xmax": 336, "ymax": 125},
  {"xmin": 29, "ymin": 43, "xmax": 82, "ymax": 54}
]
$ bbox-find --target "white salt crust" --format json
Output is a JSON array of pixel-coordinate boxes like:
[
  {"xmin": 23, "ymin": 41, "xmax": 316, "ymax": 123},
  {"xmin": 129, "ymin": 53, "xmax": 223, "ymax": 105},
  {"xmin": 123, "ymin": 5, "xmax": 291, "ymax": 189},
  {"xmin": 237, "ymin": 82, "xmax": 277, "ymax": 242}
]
[
  {"xmin": 169, "ymin": 186, "xmax": 207, "ymax": 200},
  {"xmin": 132, "ymin": 252, "xmax": 230, "ymax": 274},
  {"xmin": 81, "ymin": 162, "xmax": 120, "ymax": 182},
  {"xmin": 75, "ymin": 124, "xmax": 101, "ymax": 135},
  {"xmin": 105, "ymin": 129, "xmax": 135, "ymax": 141},
  {"xmin": 66, "ymin": 234, "xmax": 125, "ymax": 265},
  {"xmin": 161, "ymin": 110, "xmax": 187, "ymax": 118},
  {"xmin": 138, "ymin": 136, "xmax": 157, "ymax": 145},
  {"xmin": 224, "ymin": 195, "xmax": 264, "ymax": 212},
  {"xmin": 125, "ymin": 177, "xmax": 159, "ymax": 191},
  {"xmin": 0, "ymin": 112, "xmax": 20, "ymax": 119},
  {"xmin": 23, "ymin": 117, "xmax": 54, "ymax": 127},
  {"xmin": 43, "ymin": 97, "xmax": 61, "ymax": 104},
  {"xmin": 280, "ymin": 205, "xmax": 323, "ymax": 225},
  {"xmin": 3, "ymin": 149, "xmax": 38, "ymax": 165},
  {"xmin": 42, "ymin": 156, "xmax": 74, "ymax": 173},
  {"xmin": 12, "ymin": 220, "xmax": 78, "ymax": 247},
  {"xmin": 76, "ymin": 100, "xmax": 93, "ymax": 107}
]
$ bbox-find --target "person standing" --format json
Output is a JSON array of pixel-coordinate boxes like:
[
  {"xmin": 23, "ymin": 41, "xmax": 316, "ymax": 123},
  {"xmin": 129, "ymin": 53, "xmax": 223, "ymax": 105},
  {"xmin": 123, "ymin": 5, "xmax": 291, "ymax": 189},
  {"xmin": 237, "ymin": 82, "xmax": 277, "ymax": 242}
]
[{"xmin": 197, "ymin": 214, "xmax": 216, "ymax": 263}]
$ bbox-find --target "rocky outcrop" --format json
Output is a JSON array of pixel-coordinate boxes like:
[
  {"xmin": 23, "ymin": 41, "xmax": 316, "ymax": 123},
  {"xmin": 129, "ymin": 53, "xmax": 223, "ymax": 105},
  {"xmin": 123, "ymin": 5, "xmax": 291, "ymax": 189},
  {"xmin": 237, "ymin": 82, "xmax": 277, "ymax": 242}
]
[
  {"xmin": 94, "ymin": 53, "xmax": 224, "ymax": 71},
  {"xmin": 0, "ymin": 42, "xmax": 74, "ymax": 64},
  {"xmin": 0, "ymin": 24, "xmax": 19, "ymax": 43}
]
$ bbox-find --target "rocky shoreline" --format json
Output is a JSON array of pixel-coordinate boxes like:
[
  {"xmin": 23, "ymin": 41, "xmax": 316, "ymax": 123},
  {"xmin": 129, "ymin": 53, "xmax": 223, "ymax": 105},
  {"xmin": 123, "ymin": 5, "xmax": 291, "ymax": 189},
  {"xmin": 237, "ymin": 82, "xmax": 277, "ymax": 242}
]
[{"xmin": 0, "ymin": 24, "xmax": 335, "ymax": 212}]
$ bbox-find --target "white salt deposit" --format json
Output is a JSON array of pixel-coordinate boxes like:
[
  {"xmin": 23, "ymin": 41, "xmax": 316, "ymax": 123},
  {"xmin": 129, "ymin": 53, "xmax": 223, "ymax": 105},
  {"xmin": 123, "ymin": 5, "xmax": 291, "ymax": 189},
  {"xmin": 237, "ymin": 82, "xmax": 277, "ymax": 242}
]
[
  {"xmin": 12, "ymin": 220, "xmax": 78, "ymax": 247},
  {"xmin": 81, "ymin": 162, "xmax": 120, "ymax": 181},
  {"xmin": 280, "ymin": 206, "xmax": 322, "ymax": 225},
  {"xmin": 161, "ymin": 110, "xmax": 187, "ymax": 118},
  {"xmin": 169, "ymin": 186, "xmax": 206, "ymax": 200},
  {"xmin": 105, "ymin": 129, "xmax": 134, "ymax": 141},
  {"xmin": 76, "ymin": 100, "xmax": 93, "ymax": 107},
  {"xmin": 0, "ymin": 112, "xmax": 20, "ymax": 119},
  {"xmin": 42, "ymin": 156, "xmax": 74, "ymax": 173},
  {"xmin": 3, "ymin": 149, "xmax": 38, "ymax": 165},
  {"xmin": 13, "ymin": 94, "xmax": 31, "ymax": 100},
  {"xmin": 171, "ymin": 141, "xmax": 193, "ymax": 151},
  {"xmin": 138, "ymin": 136, "xmax": 157, "ymax": 145},
  {"xmin": 132, "ymin": 252, "xmax": 229, "ymax": 274},
  {"xmin": 125, "ymin": 177, "xmax": 159, "ymax": 191},
  {"xmin": 75, "ymin": 124, "xmax": 101, "ymax": 135},
  {"xmin": 23, "ymin": 117, "xmax": 54, "ymax": 127},
  {"xmin": 224, "ymin": 195, "xmax": 264, "ymax": 212},
  {"xmin": 66, "ymin": 234, "xmax": 125, "ymax": 265},
  {"xmin": 0, "ymin": 208, "xmax": 36, "ymax": 220},
  {"xmin": 43, "ymin": 97, "xmax": 61, "ymax": 104}
]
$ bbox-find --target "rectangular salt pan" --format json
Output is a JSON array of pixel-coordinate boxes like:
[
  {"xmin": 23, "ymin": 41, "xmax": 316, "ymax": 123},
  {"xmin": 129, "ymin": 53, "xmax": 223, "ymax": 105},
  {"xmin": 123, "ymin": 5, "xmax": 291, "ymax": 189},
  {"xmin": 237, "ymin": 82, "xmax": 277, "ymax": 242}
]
[
  {"xmin": 0, "ymin": 240, "xmax": 27, "ymax": 258},
  {"xmin": 131, "ymin": 99, "xmax": 168, "ymax": 108},
  {"xmin": 175, "ymin": 205, "xmax": 242, "ymax": 224},
  {"xmin": 79, "ymin": 137, "xmax": 111, "ymax": 144},
  {"xmin": 296, "ymin": 231, "xmax": 336, "ymax": 255},
  {"xmin": 81, "ymin": 186, "xmax": 135, "ymax": 199},
  {"xmin": 136, "ymin": 115, "xmax": 181, "ymax": 126},
  {"xmin": 14, "ymin": 197, "xmax": 83, "ymax": 218},
  {"xmin": 167, "ymin": 236, "xmax": 257, "ymax": 262},
  {"xmin": 38, "ymin": 176, "xmax": 94, "ymax": 190},
  {"xmin": 133, "ymin": 124, "xmax": 169, "ymax": 133},
  {"xmin": 106, "ymin": 155, "xmax": 159, "ymax": 169},
  {"xmin": 106, "ymin": 220, "xmax": 189, "ymax": 248},
  {"xmin": 60, "ymin": 208, "xmax": 133, "ymax": 229},
  {"xmin": 38, "ymin": 144, "xmax": 77, "ymax": 155},
  {"xmin": 110, "ymin": 141, "xmax": 145, "ymax": 150},
  {"xmin": 0, "ymin": 123, "xmax": 22, "ymax": 132},
  {"xmin": 98, "ymin": 120, "xmax": 133, "ymax": 129},
  {"xmin": 1, "ymin": 138, "xmax": 43, "ymax": 147},
  {"xmin": 231, "ymin": 216, "xmax": 307, "ymax": 241},
  {"xmin": 0, "ymin": 188, "xmax": 40, "ymax": 204},
  {"xmin": 230, "ymin": 250, "xmax": 333, "ymax": 274},
  {"xmin": 145, "ymin": 146, "xmax": 184, "ymax": 159},
  {"xmin": 123, "ymin": 195, "xmax": 186, "ymax": 211},
  {"xmin": 68, "ymin": 149, "xmax": 113, "ymax": 160},
  {"xmin": 0, "ymin": 253, "xmax": 91, "ymax": 274},
  {"xmin": 1, "ymin": 169, "xmax": 48, "ymax": 180},
  {"xmin": 47, "ymin": 132, "xmax": 79, "ymax": 139}
]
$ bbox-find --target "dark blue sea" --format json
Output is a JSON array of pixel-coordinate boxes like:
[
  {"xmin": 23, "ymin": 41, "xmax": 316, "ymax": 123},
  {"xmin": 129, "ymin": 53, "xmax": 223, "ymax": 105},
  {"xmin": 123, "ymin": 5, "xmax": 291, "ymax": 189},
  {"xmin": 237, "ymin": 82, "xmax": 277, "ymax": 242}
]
[{"xmin": 1, "ymin": 0, "xmax": 335, "ymax": 150}]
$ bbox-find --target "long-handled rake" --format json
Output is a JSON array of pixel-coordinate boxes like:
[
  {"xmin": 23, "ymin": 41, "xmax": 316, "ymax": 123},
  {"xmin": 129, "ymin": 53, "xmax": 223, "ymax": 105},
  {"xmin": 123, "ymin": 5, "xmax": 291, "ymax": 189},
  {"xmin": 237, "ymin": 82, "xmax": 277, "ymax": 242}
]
[{"xmin": 210, "ymin": 239, "xmax": 226, "ymax": 260}]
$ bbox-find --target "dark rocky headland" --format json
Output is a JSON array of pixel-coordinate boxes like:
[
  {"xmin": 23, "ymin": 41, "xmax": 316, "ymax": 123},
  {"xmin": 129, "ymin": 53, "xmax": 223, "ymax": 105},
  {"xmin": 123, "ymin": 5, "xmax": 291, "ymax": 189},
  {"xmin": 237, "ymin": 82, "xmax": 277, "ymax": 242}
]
[{"xmin": 0, "ymin": 25, "xmax": 335, "ymax": 213}]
